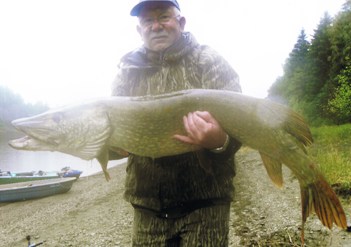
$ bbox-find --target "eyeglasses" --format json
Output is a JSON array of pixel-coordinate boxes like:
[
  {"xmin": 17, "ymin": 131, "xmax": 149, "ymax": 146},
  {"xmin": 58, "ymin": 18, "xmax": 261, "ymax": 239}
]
[{"xmin": 139, "ymin": 14, "xmax": 180, "ymax": 28}]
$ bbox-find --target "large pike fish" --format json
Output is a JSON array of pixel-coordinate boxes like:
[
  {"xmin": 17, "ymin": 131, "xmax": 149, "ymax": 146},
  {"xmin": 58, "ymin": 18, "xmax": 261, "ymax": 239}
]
[{"xmin": 9, "ymin": 89, "xmax": 347, "ymax": 244}]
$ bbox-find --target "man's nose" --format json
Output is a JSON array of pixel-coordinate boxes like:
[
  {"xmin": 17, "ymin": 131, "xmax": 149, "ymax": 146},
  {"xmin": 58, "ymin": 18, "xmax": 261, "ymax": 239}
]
[{"xmin": 151, "ymin": 20, "xmax": 163, "ymax": 31}]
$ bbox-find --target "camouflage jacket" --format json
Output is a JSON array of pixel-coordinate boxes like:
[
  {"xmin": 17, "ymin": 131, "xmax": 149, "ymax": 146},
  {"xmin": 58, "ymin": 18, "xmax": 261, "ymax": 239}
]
[{"xmin": 112, "ymin": 32, "xmax": 242, "ymax": 211}]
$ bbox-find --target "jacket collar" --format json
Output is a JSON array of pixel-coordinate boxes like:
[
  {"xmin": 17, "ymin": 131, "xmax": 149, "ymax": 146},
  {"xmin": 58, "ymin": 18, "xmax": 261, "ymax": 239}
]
[{"xmin": 121, "ymin": 32, "xmax": 197, "ymax": 67}]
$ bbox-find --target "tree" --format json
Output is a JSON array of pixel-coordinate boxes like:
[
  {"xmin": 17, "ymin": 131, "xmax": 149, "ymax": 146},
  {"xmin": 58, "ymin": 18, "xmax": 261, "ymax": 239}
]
[
  {"xmin": 307, "ymin": 12, "xmax": 333, "ymax": 97},
  {"xmin": 327, "ymin": 59, "xmax": 351, "ymax": 123},
  {"xmin": 269, "ymin": 30, "xmax": 310, "ymax": 105},
  {"xmin": 268, "ymin": 3, "xmax": 351, "ymax": 125},
  {"xmin": 329, "ymin": 2, "xmax": 351, "ymax": 81}
]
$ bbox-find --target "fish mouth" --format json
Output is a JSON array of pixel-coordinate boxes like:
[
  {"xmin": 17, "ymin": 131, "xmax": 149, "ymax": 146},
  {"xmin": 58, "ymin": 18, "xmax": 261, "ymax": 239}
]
[
  {"xmin": 8, "ymin": 118, "xmax": 58, "ymax": 150},
  {"xmin": 8, "ymin": 135, "xmax": 50, "ymax": 150}
]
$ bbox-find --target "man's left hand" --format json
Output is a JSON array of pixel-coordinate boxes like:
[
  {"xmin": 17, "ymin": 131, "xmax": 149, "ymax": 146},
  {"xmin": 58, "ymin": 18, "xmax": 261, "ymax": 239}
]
[{"xmin": 173, "ymin": 111, "xmax": 227, "ymax": 150}]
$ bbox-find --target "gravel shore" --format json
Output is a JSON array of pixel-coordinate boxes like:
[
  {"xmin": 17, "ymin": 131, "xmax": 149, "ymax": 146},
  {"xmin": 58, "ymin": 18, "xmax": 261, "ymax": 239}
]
[{"xmin": 1, "ymin": 149, "xmax": 350, "ymax": 246}]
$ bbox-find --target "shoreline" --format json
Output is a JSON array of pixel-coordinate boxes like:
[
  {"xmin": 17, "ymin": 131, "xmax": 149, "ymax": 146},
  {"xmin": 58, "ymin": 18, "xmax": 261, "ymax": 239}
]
[
  {"xmin": 0, "ymin": 149, "xmax": 350, "ymax": 246},
  {"xmin": 0, "ymin": 162, "xmax": 134, "ymax": 247}
]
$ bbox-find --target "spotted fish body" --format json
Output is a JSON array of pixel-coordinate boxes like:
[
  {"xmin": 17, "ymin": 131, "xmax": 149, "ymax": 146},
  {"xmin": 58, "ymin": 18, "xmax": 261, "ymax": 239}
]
[{"xmin": 9, "ymin": 89, "xmax": 347, "ymax": 244}]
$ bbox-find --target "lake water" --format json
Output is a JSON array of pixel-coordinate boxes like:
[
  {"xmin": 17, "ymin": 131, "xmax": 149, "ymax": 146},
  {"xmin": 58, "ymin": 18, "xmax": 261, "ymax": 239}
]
[{"xmin": 0, "ymin": 131, "xmax": 126, "ymax": 177}]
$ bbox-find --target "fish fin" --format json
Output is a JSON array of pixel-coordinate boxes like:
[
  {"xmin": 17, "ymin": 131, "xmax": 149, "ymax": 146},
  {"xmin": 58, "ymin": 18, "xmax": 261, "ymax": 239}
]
[
  {"xmin": 108, "ymin": 147, "xmax": 129, "ymax": 160},
  {"xmin": 284, "ymin": 110, "xmax": 313, "ymax": 150},
  {"xmin": 97, "ymin": 148, "xmax": 111, "ymax": 181},
  {"xmin": 300, "ymin": 175, "xmax": 347, "ymax": 234},
  {"xmin": 258, "ymin": 100, "xmax": 313, "ymax": 150},
  {"xmin": 77, "ymin": 121, "xmax": 112, "ymax": 160},
  {"xmin": 259, "ymin": 152, "xmax": 283, "ymax": 188}
]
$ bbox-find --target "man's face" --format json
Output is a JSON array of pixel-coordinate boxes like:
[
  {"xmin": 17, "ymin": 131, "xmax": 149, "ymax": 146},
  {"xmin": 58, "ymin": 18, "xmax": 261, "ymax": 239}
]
[{"xmin": 137, "ymin": 4, "xmax": 185, "ymax": 52}]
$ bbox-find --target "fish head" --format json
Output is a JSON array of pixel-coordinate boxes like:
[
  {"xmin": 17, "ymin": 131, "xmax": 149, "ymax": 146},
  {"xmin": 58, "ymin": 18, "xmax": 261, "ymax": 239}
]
[{"xmin": 9, "ymin": 101, "xmax": 112, "ymax": 161}]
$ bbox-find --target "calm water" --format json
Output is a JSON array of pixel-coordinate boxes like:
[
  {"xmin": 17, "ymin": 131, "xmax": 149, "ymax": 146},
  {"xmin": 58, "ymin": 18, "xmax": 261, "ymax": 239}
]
[{"xmin": 0, "ymin": 131, "xmax": 126, "ymax": 177}]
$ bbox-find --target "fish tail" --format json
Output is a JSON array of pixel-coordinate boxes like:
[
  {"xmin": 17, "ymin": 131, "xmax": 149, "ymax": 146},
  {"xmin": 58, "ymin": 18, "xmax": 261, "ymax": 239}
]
[
  {"xmin": 300, "ymin": 221, "xmax": 305, "ymax": 247},
  {"xmin": 300, "ymin": 176, "xmax": 347, "ymax": 234}
]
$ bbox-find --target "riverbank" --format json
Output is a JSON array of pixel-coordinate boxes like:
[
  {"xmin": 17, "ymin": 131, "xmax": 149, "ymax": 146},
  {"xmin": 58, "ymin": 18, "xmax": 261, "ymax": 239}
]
[{"xmin": 0, "ymin": 149, "xmax": 350, "ymax": 246}]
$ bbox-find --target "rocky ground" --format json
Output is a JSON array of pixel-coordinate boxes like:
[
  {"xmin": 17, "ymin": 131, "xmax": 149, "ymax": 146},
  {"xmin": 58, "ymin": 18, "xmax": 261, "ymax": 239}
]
[{"xmin": 0, "ymin": 148, "xmax": 350, "ymax": 247}]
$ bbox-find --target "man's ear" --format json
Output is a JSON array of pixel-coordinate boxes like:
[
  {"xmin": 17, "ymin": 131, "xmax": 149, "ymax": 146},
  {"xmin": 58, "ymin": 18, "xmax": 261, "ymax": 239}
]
[{"xmin": 179, "ymin": 16, "xmax": 186, "ymax": 31}]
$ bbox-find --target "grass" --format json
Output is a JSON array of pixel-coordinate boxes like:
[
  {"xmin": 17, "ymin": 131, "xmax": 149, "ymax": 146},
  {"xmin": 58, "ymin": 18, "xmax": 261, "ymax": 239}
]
[{"xmin": 308, "ymin": 124, "xmax": 351, "ymax": 194}]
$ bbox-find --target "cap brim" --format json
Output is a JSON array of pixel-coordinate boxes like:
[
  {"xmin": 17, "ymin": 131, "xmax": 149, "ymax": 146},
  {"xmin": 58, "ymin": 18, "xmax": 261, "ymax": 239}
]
[{"xmin": 130, "ymin": 2, "xmax": 147, "ymax": 16}]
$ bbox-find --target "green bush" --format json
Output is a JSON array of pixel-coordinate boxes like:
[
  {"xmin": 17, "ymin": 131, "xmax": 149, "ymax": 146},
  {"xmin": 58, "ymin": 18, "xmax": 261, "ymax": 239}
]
[{"xmin": 309, "ymin": 124, "xmax": 351, "ymax": 191}]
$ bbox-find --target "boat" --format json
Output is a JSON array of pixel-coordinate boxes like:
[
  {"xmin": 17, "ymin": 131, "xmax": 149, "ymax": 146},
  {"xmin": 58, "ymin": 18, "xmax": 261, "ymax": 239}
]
[
  {"xmin": 0, "ymin": 170, "xmax": 60, "ymax": 185},
  {"xmin": 0, "ymin": 167, "xmax": 83, "ymax": 184},
  {"xmin": 59, "ymin": 166, "xmax": 83, "ymax": 179},
  {"xmin": 0, "ymin": 177, "xmax": 76, "ymax": 202}
]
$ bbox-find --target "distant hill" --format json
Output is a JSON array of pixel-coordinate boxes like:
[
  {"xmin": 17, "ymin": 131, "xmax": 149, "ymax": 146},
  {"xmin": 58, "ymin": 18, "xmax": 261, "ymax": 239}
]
[{"xmin": 0, "ymin": 86, "xmax": 48, "ymax": 123}]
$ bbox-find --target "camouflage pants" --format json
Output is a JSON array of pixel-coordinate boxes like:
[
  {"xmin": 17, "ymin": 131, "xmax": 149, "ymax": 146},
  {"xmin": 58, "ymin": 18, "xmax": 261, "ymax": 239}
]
[{"xmin": 131, "ymin": 204, "xmax": 230, "ymax": 247}]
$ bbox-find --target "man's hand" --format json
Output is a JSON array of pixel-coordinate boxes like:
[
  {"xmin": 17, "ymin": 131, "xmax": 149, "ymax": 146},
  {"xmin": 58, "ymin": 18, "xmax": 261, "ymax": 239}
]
[{"xmin": 173, "ymin": 111, "xmax": 227, "ymax": 150}]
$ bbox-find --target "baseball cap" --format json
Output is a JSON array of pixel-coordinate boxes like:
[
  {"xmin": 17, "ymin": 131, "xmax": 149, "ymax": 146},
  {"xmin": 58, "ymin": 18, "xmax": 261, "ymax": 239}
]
[{"xmin": 130, "ymin": 0, "xmax": 181, "ymax": 16}]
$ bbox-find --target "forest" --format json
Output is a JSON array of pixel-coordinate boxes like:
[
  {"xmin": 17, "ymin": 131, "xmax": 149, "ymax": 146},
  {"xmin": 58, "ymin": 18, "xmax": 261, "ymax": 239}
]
[
  {"xmin": 0, "ymin": 86, "xmax": 48, "ymax": 124},
  {"xmin": 268, "ymin": 0, "xmax": 351, "ymax": 125}
]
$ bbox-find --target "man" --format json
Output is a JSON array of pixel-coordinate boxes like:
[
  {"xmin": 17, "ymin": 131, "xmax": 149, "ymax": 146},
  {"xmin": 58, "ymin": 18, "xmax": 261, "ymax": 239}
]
[{"xmin": 112, "ymin": 0, "xmax": 242, "ymax": 246}]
